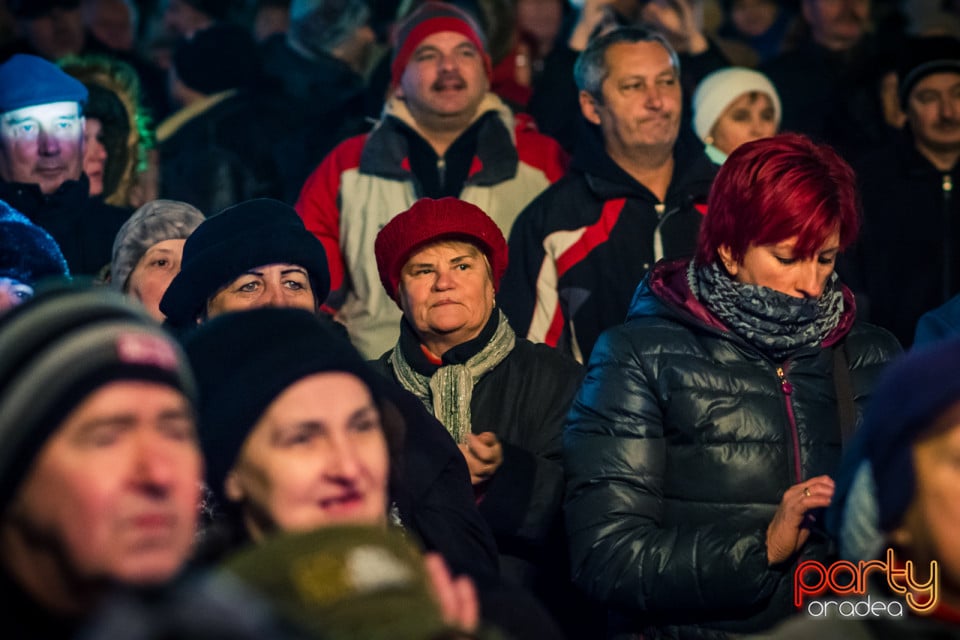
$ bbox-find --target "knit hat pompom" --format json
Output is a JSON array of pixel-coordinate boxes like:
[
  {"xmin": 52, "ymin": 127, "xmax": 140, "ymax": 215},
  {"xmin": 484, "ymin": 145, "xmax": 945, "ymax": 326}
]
[
  {"xmin": 390, "ymin": 1, "xmax": 492, "ymax": 87},
  {"xmin": 0, "ymin": 202, "xmax": 70, "ymax": 285},
  {"xmin": 110, "ymin": 200, "xmax": 205, "ymax": 292},
  {"xmin": 828, "ymin": 337, "xmax": 960, "ymax": 561},
  {"xmin": 897, "ymin": 35, "xmax": 960, "ymax": 108},
  {"xmin": 374, "ymin": 197, "xmax": 507, "ymax": 305},
  {"xmin": 692, "ymin": 67, "xmax": 781, "ymax": 143}
]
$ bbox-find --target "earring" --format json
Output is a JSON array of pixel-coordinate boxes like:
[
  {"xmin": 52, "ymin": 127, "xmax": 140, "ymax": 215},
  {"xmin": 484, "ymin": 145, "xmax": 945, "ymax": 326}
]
[{"xmin": 705, "ymin": 135, "xmax": 715, "ymax": 145}]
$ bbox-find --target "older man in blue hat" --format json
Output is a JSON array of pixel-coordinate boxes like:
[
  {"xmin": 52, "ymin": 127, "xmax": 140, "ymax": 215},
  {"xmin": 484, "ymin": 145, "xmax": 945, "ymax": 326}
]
[{"xmin": 0, "ymin": 54, "xmax": 130, "ymax": 276}]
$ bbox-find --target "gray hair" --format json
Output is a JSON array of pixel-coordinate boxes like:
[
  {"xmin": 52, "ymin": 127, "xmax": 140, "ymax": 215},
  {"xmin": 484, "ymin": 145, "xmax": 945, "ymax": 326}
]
[
  {"xmin": 574, "ymin": 26, "xmax": 681, "ymax": 100},
  {"xmin": 288, "ymin": 0, "xmax": 370, "ymax": 58}
]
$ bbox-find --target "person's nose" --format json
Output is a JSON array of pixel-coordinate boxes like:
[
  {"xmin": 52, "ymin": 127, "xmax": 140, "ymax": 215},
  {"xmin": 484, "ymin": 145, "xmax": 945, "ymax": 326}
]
[
  {"xmin": 645, "ymin": 84, "xmax": 663, "ymax": 110},
  {"xmin": 941, "ymin": 95, "xmax": 959, "ymax": 121},
  {"xmin": 38, "ymin": 128, "xmax": 61, "ymax": 156},
  {"xmin": 131, "ymin": 434, "xmax": 178, "ymax": 496},
  {"xmin": 323, "ymin": 433, "xmax": 362, "ymax": 482},
  {"xmin": 259, "ymin": 283, "xmax": 285, "ymax": 308},
  {"xmin": 796, "ymin": 261, "xmax": 825, "ymax": 298},
  {"xmin": 433, "ymin": 267, "xmax": 455, "ymax": 291}
]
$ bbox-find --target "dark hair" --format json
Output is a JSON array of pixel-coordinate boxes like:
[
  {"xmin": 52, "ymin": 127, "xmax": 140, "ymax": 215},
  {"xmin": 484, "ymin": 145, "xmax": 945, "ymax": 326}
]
[
  {"xmin": 696, "ymin": 133, "xmax": 860, "ymax": 266},
  {"xmin": 574, "ymin": 25, "xmax": 680, "ymax": 99}
]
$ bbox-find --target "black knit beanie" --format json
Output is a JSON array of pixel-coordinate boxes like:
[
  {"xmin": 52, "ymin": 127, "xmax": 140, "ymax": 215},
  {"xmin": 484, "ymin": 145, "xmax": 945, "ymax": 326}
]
[
  {"xmin": 183, "ymin": 307, "xmax": 382, "ymax": 505},
  {"xmin": 172, "ymin": 24, "xmax": 260, "ymax": 95},
  {"xmin": 897, "ymin": 36, "xmax": 960, "ymax": 109},
  {"xmin": 0, "ymin": 204, "xmax": 70, "ymax": 284},
  {"xmin": 159, "ymin": 198, "xmax": 330, "ymax": 327},
  {"xmin": 0, "ymin": 285, "xmax": 196, "ymax": 511}
]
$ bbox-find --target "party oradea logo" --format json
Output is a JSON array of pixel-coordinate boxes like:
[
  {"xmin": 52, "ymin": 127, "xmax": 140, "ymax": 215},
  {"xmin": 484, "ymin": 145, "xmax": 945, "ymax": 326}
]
[{"xmin": 794, "ymin": 549, "xmax": 939, "ymax": 618}]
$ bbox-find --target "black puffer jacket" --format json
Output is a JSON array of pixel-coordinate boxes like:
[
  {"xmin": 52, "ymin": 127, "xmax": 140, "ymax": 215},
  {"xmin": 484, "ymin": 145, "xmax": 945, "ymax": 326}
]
[{"xmin": 564, "ymin": 259, "xmax": 900, "ymax": 639}]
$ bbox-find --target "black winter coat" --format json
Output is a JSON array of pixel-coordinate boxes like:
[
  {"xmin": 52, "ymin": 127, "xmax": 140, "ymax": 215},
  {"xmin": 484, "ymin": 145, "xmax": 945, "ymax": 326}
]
[
  {"xmin": 564, "ymin": 259, "xmax": 900, "ymax": 639},
  {"xmin": 841, "ymin": 132, "xmax": 960, "ymax": 347},
  {"xmin": 0, "ymin": 176, "xmax": 130, "ymax": 276},
  {"xmin": 373, "ymin": 314, "xmax": 584, "ymax": 586},
  {"xmin": 500, "ymin": 125, "xmax": 716, "ymax": 364}
]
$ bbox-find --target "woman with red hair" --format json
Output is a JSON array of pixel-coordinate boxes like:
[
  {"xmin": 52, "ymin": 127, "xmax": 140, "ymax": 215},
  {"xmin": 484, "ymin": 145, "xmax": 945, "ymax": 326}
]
[{"xmin": 564, "ymin": 133, "xmax": 902, "ymax": 639}]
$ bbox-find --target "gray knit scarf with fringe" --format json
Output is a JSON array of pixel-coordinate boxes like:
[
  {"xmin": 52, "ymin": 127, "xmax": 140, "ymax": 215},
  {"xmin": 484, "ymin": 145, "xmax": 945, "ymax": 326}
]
[
  {"xmin": 688, "ymin": 261, "xmax": 844, "ymax": 360},
  {"xmin": 389, "ymin": 309, "xmax": 515, "ymax": 443}
]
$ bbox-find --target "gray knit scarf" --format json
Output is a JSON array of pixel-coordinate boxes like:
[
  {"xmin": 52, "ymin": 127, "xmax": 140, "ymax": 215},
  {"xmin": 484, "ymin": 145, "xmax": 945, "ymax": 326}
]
[
  {"xmin": 688, "ymin": 260, "xmax": 844, "ymax": 360},
  {"xmin": 389, "ymin": 309, "xmax": 516, "ymax": 443}
]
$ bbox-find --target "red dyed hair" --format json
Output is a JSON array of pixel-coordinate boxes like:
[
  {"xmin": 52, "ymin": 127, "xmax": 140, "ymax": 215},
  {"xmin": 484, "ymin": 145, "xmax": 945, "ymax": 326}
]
[{"xmin": 695, "ymin": 133, "xmax": 860, "ymax": 266}]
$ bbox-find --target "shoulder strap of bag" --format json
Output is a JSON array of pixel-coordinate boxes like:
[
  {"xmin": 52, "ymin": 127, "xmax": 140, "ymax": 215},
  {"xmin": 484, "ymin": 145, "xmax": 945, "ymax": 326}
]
[{"xmin": 833, "ymin": 342, "xmax": 856, "ymax": 448}]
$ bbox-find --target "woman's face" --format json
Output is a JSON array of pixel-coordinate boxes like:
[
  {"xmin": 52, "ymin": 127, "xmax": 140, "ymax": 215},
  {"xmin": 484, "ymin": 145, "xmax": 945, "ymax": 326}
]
[
  {"xmin": 710, "ymin": 92, "xmax": 778, "ymax": 156},
  {"xmin": 398, "ymin": 240, "xmax": 495, "ymax": 354},
  {"xmin": 225, "ymin": 372, "xmax": 390, "ymax": 541},
  {"xmin": 206, "ymin": 263, "xmax": 316, "ymax": 319},
  {"xmin": 0, "ymin": 277, "xmax": 33, "ymax": 314},
  {"xmin": 83, "ymin": 117, "xmax": 108, "ymax": 197},
  {"xmin": 894, "ymin": 401, "xmax": 960, "ymax": 605},
  {"xmin": 126, "ymin": 239, "xmax": 186, "ymax": 322},
  {"xmin": 720, "ymin": 230, "xmax": 841, "ymax": 298}
]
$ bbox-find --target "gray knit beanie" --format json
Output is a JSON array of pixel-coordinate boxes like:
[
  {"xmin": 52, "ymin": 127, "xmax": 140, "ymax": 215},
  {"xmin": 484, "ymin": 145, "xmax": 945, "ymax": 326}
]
[
  {"xmin": 110, "ymin": 200, "xmax": 205, "ymax": 292},
  {"xmin": 0, "ymin": 284, "xmax": 197, "ymax": 511}
]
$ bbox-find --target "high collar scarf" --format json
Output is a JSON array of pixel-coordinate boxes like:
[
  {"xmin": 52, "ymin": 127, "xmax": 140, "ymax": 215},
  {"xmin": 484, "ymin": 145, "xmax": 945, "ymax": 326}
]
[
  {"xmin": 389, "ymin": 310, "xmax": 515, "ymax": 443},
  {"xmin": 689, "ymin": 260, "xmax": 844, "ymax": 360}
]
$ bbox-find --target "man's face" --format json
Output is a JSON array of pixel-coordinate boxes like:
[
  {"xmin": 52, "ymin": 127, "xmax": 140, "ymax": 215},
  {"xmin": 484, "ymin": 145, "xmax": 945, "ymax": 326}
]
[
  {"xmin": 0, "ymin": 101, "xmax": 84, "ymax": 194},
  {"xmin": 907, "ymin": 72, "xmax": 960, "ymax": 159},
  {"xmin": 4, "ymin": 381, "xmax": 202, "ymax": 587},
  {"xmin": 579, "ymin": 40, "xmax": 682, "ymax": 160},
  {"xmin": 396, "ymin": 31, "xmax": 489, "ymax": 130},
  {"xmin": 802, "ymin": 0, "xmax": 870, "ymax": 51}
]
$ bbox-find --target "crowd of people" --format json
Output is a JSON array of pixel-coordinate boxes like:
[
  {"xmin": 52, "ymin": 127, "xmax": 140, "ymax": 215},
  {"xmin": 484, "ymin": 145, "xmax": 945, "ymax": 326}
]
[{"xmin": 0, "ymin": 0, "xmax": 959, "ymax": 638}]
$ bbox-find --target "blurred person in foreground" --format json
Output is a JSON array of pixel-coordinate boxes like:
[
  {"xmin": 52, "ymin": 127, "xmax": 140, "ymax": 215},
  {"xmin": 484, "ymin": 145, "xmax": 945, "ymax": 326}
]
[
  {"xmin": 563, "ymin": 133, "xmax": 901, "ymax": 639},
  {"xmin": 0, "ymin": 285, "xmax": 202, "ymax": 636}
]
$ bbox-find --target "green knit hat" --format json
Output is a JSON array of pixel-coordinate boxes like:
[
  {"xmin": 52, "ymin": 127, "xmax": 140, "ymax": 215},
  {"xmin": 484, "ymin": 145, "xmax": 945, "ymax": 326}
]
[{"xmin": 220, "ymin": 525, "xmax": 483, "ymax": 640}]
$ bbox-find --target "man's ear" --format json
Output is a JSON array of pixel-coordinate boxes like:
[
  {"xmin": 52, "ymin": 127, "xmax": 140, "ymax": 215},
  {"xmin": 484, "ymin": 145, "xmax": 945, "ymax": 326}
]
[
  {"xmin": 717, "ymin": 245, "xmax": 739, "ymax": 277},
  {"xmin": 224, "ymin": 469, "xmax": 245, "ymax": 502},
  {"xmin": 579, "ymin": 90, "xmax": 602, "ymax": 126}
]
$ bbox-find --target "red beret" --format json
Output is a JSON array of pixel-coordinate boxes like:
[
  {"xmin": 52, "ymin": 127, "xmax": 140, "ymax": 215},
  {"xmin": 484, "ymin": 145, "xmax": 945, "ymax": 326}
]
[
  {"xmin": 390, "ymin": 1, "xmax": 492, "ymax": 88},
  {"xmin": 375, "ymin": 197, "xmax": 508, "ymax": 305}
]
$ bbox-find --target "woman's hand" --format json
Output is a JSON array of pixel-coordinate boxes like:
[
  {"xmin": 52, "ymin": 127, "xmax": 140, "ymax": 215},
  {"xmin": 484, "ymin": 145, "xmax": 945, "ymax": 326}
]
[
  {"xmin": 424, "ymin": 552, "xmax": 479, "ymax": 632},
  {"xmin": 766, "ymin": 475, "xmax": 834, "ymax": 565},
  {"xmin": 568, "ymin": 0, "xmax": 619, "ymax": 51},
  {"xmin": 458, "ymin": 432, "xmax": 504, "ymax": 485}
]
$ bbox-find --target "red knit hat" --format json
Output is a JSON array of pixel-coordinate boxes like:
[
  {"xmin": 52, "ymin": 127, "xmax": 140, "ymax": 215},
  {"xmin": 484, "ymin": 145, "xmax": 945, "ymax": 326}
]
[
  {"xmin": 390, "ymin": 1, "xmax": 493, "ymax": 88},
  {"xmin": 375, "ymin": 197, "xmax": 508, "ymax": 304}
]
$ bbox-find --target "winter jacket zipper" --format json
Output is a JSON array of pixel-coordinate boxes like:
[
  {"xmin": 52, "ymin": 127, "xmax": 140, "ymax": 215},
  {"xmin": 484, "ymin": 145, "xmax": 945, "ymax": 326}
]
[
  {"xmin": 776, "ymin": 364, "xmax": 803, "ymax": 483},
  {"xmin": 942, "ymin": 173, "xmax": 954, "ymax": 302}
]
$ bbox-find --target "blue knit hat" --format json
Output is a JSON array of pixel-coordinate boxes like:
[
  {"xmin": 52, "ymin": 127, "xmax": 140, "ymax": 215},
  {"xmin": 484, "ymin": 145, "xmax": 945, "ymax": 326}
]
[
  {"xmin": 0, "ymin": 201, "xmax": 70, "ymax": 285},
  {"xmin": 0, "ymin": 54, "xmax": 88, "ymax": 114},
  {"xmin": 827, "ymin": 338, "xmax": 960, "ymax": 561}
]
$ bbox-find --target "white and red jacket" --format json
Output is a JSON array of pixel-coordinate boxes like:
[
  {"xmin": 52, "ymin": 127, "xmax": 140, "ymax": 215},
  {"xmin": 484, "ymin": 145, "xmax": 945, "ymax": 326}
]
[{"xmin": 296, "ymin": 94, "xmax": 567, "ymax": 357}]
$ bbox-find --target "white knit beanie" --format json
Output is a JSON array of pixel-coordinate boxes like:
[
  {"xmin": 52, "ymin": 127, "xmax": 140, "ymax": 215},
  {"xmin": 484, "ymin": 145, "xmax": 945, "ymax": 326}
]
[{"xmin": 692, "ymin": 67, "xmax": 782, "ymax": 142}]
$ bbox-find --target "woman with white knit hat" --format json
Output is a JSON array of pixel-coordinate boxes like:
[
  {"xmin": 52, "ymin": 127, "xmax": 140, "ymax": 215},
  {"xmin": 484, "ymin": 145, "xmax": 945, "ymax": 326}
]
[{"xmin": 692, "ymin": 66, "xmax": 782, "ymax": 164}]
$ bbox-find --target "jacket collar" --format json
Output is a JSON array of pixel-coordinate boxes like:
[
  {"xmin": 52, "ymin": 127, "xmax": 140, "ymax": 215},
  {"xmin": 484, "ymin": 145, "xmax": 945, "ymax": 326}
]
[
  {"xmin": 630, "ymin": 257, "xmax": 857, "ymax": 348},
  {"xmin": 0, "ymin": 174, "xmax": 91, "ymax": 219},
  {"xmin": 571, "ymin": 122, "xmax": 717, "ymax": 204},
  {"xmin": 359, "ymin": 93, "xmax": 519, "ymax": 186}
]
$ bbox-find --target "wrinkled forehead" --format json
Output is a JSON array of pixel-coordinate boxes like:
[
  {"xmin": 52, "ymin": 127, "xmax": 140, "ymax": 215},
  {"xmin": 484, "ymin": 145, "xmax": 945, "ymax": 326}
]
[{"xmin": 1, "ymin": 101, "xmax": 82, "ymax": 126}]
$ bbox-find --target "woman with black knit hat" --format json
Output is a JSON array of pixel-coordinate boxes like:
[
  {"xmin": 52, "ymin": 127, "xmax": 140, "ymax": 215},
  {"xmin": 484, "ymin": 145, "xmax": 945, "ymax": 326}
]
[
  {"xmin": 159, "ymin": 198, "xmax": 331, "ymax": 329},
  {"xmin": 184, "ymin": 306, "xmax": 483, "ymax": 636}
]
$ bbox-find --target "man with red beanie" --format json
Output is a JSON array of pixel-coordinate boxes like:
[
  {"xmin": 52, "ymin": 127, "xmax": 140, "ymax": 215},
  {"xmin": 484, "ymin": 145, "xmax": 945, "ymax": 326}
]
[{"xmin": 295, "ymin": 1, "xmax": 567, "ymax": 358}]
